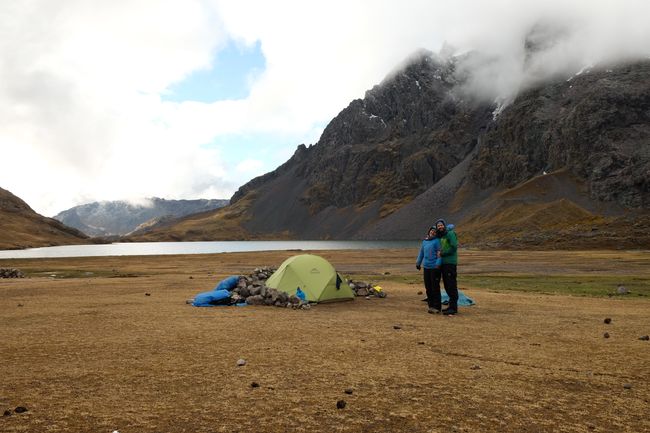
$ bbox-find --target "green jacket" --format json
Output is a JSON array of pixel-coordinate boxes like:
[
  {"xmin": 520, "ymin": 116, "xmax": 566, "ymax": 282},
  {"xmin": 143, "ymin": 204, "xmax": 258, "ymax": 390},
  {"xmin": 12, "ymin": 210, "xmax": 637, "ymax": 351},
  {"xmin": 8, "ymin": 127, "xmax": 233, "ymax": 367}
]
[{"xmin": 439, "ymin": 229, "xmax": 458, "ymax": 265}]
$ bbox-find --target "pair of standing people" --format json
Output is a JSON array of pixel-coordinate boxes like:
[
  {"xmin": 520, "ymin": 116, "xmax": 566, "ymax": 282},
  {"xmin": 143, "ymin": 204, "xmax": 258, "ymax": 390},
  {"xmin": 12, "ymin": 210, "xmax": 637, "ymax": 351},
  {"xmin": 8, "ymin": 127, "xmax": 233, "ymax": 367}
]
[{"xmin": 415, "ymin": 219, "xmax": 459, "ymax": 315}]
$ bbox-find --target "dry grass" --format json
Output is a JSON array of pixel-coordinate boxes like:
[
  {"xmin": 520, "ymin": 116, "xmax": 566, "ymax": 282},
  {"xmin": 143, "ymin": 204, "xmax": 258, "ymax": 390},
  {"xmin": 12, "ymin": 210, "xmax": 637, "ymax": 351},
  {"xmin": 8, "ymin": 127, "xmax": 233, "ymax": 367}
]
[{"xmin": 1, "ymin": 250, "xmax": 649, "ymax": 433}]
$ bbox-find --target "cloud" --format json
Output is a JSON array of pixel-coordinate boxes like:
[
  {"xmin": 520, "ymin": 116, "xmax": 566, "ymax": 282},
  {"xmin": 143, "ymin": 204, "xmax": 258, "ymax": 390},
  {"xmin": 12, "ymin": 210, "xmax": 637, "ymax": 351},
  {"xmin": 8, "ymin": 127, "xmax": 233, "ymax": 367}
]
[
  {"xmin": 1, "ymin": 0, "xmax": 649, "ymax": 216},
  {"xmin": 443, "ymin": 0, "xmax": 650, "ymax": 101},
  {"xmin": 236, "ymin": 159, "xmax": 264, "ymax": 174}
]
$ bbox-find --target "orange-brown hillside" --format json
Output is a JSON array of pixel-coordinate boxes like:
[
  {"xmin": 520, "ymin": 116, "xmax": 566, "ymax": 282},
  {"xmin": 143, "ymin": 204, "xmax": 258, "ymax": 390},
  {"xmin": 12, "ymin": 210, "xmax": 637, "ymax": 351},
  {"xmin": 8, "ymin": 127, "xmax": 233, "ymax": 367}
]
[
  {"xmin": 0, "ymin": 187, "xmax": 90, "ymax": 250},
  {"xmin": 457, "ymin": 171, "xmax": 650, "ymax": 249}
]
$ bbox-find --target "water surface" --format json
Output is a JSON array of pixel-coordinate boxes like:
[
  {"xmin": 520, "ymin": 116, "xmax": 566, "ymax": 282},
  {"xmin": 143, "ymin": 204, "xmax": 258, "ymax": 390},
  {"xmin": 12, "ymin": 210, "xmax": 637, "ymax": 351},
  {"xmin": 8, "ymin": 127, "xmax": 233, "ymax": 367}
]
[{"xmin": 0, "ymin": 240, "xmax": 419, "ymax": 259}]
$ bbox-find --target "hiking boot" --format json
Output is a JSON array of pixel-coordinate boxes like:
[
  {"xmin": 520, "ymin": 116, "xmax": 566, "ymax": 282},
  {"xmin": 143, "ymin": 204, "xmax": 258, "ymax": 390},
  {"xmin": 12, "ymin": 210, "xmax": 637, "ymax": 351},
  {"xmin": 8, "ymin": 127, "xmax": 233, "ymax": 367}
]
[
  {"xmin": 442, "ymin": 309, "xmax": 457, "ymax": 315},
  {"xmin": 427, "ymin": 308, "xmax": 441, "ymax": 314}
]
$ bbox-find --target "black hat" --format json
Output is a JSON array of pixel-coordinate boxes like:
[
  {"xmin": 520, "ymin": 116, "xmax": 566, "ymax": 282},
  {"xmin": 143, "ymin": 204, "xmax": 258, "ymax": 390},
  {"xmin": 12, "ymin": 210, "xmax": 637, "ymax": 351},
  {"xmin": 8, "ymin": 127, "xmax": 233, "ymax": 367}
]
[{"xmin": 435, "ymin": 218, "xmax": 446, "ymax": 227}]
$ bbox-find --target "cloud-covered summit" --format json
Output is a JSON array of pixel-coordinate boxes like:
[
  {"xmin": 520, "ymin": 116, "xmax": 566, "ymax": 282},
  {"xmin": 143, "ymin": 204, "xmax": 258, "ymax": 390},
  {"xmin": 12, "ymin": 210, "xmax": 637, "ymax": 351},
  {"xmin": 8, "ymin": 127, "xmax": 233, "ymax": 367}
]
[{"xmin": 1, "ymin": 0, "xmax": 648, "ymax": 216}]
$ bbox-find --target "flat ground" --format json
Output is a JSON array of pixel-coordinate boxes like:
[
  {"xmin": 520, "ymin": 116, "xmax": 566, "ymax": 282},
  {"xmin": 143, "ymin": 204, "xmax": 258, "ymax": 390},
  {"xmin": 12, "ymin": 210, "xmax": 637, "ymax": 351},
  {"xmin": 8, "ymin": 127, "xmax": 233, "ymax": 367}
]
[{"xmin": 1, "ymin": 249, "xmax": 649, "ymax": 433}]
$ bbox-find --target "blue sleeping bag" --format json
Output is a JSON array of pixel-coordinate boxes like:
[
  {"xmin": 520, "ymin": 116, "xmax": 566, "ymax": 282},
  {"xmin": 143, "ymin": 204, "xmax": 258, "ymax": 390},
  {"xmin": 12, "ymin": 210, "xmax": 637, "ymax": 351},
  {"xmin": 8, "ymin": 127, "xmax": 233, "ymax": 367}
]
[
  {"xmin": 192, "ymin": 289, "xmax": 231, "ymax": 307},
  {"xmin": 214, "ymin": 276, "xmax": 239, "ymax": 291}
]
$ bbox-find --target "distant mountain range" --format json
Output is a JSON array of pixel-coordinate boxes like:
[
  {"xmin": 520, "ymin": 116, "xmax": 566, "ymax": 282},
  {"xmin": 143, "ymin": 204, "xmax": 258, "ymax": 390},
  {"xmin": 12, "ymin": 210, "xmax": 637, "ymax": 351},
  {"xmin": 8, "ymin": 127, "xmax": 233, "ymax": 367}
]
[
  {"xmin": 54, "ymin": 198, "xmax": 229, "ymax": 237},
  {"xmin": 0, "ymin": 187, "xmax": 89, "ymax": 250},
  {"xmin": 3, "ymin": 47, "xmax": 649, "ymax": 250},
  {"xmin": 126, "ymin": 50, "xmax": 649, "ymax": 248}
]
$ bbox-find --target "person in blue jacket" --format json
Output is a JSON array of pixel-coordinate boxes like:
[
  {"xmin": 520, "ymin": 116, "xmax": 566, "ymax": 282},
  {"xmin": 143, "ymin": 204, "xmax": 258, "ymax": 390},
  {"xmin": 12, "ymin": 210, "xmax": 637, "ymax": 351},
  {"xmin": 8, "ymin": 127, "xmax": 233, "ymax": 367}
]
[{"xmin": 416, "ymin": 226, "xmax": 443, "ymax": 314}]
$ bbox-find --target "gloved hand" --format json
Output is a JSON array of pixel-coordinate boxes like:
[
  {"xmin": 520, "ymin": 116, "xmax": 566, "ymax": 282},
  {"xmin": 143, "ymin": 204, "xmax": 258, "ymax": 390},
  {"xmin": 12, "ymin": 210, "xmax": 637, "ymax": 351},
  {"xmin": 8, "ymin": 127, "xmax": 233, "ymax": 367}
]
[{"xmin": 416, "ymin": 264, "xmax": 421, "ymax": 271}]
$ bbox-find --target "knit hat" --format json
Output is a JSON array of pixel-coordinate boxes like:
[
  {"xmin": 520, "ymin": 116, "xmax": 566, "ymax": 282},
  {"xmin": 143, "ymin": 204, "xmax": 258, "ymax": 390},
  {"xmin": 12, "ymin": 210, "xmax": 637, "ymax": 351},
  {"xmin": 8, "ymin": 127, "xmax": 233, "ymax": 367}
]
[{"xmin": 435, "ymin": 218, "xmax": 446, "ymax": 227}]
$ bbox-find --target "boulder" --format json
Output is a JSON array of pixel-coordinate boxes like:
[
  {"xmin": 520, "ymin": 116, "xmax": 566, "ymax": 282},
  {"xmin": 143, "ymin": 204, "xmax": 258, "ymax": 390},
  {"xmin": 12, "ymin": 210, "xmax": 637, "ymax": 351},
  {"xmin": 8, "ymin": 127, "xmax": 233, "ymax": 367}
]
[
  {"xmin": 356, "ymin": 287, "xmax": 369, "ymax": 297},
  {"xmin": 245, "ymin": 295, "xmax": 264, "ymax": 305}
]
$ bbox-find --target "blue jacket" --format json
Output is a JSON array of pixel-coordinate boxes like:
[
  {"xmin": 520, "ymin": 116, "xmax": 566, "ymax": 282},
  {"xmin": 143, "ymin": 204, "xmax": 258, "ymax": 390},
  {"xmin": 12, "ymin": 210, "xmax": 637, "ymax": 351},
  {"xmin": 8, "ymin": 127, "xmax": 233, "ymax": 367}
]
[{"xmin": 416, "ymin": 237, "xmax": 442, "ymax": 269}]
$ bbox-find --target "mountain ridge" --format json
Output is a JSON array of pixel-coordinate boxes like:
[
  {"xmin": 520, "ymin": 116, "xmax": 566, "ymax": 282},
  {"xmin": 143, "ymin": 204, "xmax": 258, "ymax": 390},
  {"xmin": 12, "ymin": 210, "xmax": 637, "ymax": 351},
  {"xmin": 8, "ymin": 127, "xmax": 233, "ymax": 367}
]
[
  {"xmin": 0, "ymin": 187, "xmax": 90, "ymax": 250},
  {"xmin": 54, "ymin": 197, "xmax": 229, "ymax": 237},
  {"xmin": 128, "ymin": 51, "xmax": 650, "ymax": 248}
]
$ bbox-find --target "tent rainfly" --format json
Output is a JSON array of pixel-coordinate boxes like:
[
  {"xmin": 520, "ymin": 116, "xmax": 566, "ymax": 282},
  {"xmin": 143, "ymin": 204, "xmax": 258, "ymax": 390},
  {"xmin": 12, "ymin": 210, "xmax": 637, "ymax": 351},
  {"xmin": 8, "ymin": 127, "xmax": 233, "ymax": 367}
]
[{"xmin": 265, "ymin": 254, "xmax": 354, "ymax": 303}]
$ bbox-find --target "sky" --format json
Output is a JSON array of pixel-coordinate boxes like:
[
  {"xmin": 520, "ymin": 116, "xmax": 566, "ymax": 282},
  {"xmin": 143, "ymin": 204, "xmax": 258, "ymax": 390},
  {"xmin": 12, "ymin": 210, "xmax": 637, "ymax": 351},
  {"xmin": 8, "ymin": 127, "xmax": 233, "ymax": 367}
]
[{"xmin": 1, "ymin": 0, "xmax": 649, "ymax": 216}]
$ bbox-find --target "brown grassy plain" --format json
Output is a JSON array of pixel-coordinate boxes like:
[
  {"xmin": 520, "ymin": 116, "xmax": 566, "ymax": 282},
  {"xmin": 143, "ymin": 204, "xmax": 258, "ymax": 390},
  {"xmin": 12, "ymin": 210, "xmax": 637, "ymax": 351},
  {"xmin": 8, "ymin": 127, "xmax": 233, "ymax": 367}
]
[{"xmin": 1, "ymin": 249, "xmax": 649, "ymax": 433}]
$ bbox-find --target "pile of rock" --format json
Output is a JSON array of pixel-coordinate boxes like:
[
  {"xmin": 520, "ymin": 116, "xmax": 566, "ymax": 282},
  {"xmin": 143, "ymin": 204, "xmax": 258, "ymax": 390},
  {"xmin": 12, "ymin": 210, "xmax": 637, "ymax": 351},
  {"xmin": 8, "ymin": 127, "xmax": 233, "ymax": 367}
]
[
  {"xmin": 347, "ymin": 279, "xmax": 387, "ymax": 298},
  {"xmin": 230, "ymin": 267, "xmax": 309, "ymax": 309},
  {"xmin": 0, "ymin": 268, "xmax": 24, "ymax": 278}
]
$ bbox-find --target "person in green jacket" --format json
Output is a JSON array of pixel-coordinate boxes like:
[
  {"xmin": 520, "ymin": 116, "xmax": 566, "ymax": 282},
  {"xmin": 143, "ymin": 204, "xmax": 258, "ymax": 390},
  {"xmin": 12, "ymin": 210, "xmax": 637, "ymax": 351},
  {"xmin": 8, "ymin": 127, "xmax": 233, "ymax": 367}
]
[{"xmin": 435, "ymin": 218, "xmax": 459, "ymax": 315}]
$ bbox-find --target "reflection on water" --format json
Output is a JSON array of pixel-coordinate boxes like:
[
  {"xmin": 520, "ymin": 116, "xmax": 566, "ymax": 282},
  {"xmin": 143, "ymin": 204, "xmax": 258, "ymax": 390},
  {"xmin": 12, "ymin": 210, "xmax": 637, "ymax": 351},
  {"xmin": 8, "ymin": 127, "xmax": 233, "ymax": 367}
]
[{"xmin": 0, "ymin": 240, "xmax": 419, "ymax": 259}]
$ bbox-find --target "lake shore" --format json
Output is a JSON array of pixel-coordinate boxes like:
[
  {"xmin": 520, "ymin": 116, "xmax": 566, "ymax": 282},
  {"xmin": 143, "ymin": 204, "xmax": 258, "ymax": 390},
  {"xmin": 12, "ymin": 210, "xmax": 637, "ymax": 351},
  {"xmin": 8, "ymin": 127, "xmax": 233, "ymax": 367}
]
[{"xmin": 1, "ymin": 249, "xmax": 649, "ymax": 432}]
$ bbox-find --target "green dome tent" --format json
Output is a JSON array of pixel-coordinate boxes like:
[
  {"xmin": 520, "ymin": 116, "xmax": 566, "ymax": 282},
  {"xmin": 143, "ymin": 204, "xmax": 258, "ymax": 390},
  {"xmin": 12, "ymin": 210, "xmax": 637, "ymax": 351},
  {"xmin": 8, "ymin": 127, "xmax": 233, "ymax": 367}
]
[{"xmin": 266, "ymin": 254, "xmax": 354, "ymax": 303}]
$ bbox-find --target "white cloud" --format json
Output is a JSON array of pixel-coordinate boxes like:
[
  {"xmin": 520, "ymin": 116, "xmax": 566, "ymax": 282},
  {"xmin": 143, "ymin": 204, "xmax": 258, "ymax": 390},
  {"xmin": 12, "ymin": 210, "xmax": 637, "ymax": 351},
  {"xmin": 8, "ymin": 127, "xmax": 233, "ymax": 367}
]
[
  {"xmin": 0, "ymin": 0, "xmax": 649, "ymax": 216},
  {"xmin": 235, "ymin": 158, "xmax": 264, "ymax": 174}
]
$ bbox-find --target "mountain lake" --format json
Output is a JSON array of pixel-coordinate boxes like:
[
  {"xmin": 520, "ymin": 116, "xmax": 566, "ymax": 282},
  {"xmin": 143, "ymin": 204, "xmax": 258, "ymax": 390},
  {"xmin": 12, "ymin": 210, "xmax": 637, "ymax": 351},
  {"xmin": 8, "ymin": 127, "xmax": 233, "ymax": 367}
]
[{"xmin": 0, "ymin": 240, "xmax": 420, "ymax": 259}]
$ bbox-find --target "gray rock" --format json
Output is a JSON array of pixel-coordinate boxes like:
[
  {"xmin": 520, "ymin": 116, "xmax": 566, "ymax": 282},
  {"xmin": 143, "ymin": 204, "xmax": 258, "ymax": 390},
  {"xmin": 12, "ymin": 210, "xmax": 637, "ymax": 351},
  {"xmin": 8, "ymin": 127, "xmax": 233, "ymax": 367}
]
[
  {"xmin": 356, "ymin": 287, "xmax": 369, "ymax": 297},
  {"xmin": 604, "ymin": 332, "xmax": 610, "ymax": 338},
  {"xmin": 0, "ymin": 268, "xmax": 25, "ymax": 278},
  {"xmin": 617, "ymin": 285, "xmax": 628, "ymax": 295},
  {"xmin": 639, "ymin": 335, "xmax": 649, "ymax": 341},
  {"xmin": 344, "ymin": 388, "xmax": 354, "ymax": 395},
  {"xmin": 236, "ymin": 359, "xmax": 247, "ymax": 367},
  {"xmin": 604, "ymin": 318, "xmax": 612, "ymax": 324},
  {"xmin": 623, "ymin": 383, "xmax": 632, "ymax": 389},
  {"xmin": 245, "ymin": 295, "xmax": 264, "ymax": 305},
  {"xmin": 267, "ymin": 288, "xmax": 280, "ymax": 302},
  {"xmin": 336, "ymin": 399, "xmax": 346, "ymax": 409},
  {"xmin": 239, "ymin": 287, "xmax": 250, "ymax": 298}
]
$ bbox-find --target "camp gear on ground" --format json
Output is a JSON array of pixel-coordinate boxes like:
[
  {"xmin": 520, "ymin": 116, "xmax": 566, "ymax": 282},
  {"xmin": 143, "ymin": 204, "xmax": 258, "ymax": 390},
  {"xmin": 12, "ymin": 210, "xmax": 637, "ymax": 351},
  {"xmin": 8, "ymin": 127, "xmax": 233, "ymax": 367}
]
[
  {"xmin": 423, "ymin": 289, "xmax": 475, "ymax": 306},
  {"xmin": 266, "ymin": 254, "xmax": 354, "ymax": 303},
  {"xmin": 214, "ymin": 276, "xmax": 239, "ymax": 291},
  {"xmin": 192, "ymin": 289, "xmax": 231, "ymax": 307},
  {"xmin": 296, "ymin": 287, "xmax": 306, "ymax": 301}
]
